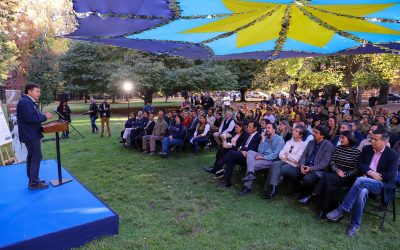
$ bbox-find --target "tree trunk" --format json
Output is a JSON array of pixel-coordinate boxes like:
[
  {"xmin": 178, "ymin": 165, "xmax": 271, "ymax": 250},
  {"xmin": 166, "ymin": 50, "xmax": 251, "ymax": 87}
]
[
  {"xmin": 240, "ymin": 89, "xmax": 246, "ymax": 102},
  {"xmin": 343, "ymin": 55, "xmax": 362, "ymax": 105},
  {"xmin": 355, "ymin": 85, "xmax": 363, "ymax": 118},
  {"xmin": 143, "ymin": 90, "xmax": 153, "ymax": 104},
  {"xmin": 378, "ymin": 83, "xmax": 389, "ymax": 105},
  {"xmin": 112, "ymin": 92, "xmax": 116, "ymax": 104},
  {"xmin": 289, "ymin": 84, "xmax": 298, "ymax": 95}
]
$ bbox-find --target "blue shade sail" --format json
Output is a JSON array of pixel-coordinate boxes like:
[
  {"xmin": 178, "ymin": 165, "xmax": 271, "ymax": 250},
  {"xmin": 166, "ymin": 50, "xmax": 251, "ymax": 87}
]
[
  {"xmin": 73, "ymin": 0, "xmax": 173, "ymax": 18},
  {"xmin": 67, "ymin": 0, "xmax": 400, "ymax": 59}
]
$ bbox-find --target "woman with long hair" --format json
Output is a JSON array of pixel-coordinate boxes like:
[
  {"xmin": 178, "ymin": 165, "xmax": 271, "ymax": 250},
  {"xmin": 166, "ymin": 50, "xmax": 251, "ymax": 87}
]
[
  {"xmin": 191, "ymin": 114, "xmax": 211, "ymax": 154},
  {"xmin": 57, "ymin": 101, "xmax": 72, "ymax": 138},
  {"xmin": 327, "ymin": 117, "xmax": 339, "ymax": 141},
  {"xmin": 202, "ymin": 121, "xmax": 246, "ymax": 177},
  {"xmin": 277, "ymin": 120, "xmax": 292, "ymax": 142}
]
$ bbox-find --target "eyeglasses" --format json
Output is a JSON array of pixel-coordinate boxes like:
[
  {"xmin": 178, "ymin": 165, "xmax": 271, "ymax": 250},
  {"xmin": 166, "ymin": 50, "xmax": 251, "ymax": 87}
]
[
  {"xmin": 369, "ymin": 138, "xmax": 382, "ymax": 143},
  {"xmin": 289, "ymin": 146, "xmax": 294, "ymax": 153}
]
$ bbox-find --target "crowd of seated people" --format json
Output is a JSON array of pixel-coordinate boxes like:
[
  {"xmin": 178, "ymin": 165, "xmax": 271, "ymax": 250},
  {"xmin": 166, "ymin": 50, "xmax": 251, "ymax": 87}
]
[{"xmin": 119, "ymin": 93, "xmax": 399, "ymax": 237}]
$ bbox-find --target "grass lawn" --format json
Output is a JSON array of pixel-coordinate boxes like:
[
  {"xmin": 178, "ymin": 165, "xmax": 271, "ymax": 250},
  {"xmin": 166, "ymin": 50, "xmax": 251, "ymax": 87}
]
[{"xmin": 41, "ymin": 115, "xmax": 400, "ymax": 249}]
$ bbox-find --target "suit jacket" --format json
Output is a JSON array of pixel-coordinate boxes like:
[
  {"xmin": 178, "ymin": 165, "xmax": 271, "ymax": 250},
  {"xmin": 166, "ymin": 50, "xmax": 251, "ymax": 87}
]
[
  {"xmin": 17, "ymin": 95, "xmax": 47, "ymax": 143},
  {"xmin": 239, "ymin": 132, "xmax": 261, "ymax": 152},
  {"xmin": 299, "ymin": 139, "xmax": 334, "ymax": 177},
  {"xmin": 98, "ymin": 102, "xmax": 111, "ymax": 118},
  {"xmin": 359, "ymin": 145, "xmax": 399, "ymax": 204}
]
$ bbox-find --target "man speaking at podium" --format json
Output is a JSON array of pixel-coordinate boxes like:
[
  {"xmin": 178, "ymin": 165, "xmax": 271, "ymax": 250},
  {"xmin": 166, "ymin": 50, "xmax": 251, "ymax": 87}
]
[{"xmin": 17, "ymin": 83, "xmax": 53, "ymax": 190}]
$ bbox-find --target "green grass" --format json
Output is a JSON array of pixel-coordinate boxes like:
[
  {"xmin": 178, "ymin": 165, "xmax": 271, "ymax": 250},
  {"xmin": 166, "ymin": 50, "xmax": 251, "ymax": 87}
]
[{"xmin": 41, "ymin": 115, "xmax": 400, "ymax": 250}]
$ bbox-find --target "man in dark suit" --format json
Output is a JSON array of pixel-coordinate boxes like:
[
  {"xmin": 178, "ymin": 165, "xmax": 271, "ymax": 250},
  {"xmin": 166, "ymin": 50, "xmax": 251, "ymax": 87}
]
[
  {"xmin": 17, "ymin": 83, "xmax": 53, "ymax": 190},
  {"xmin": 216, "ymin": 121, "xmax": 262, "ymax": 188},
  {"xmin": 327, "ymin": 128, "xmax": 399, "ymax": 237}
]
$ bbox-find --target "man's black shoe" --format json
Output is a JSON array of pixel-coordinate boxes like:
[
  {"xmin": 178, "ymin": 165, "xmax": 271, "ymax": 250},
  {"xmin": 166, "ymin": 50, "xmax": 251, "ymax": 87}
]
[
  {"xmin": 242, "ymin": 172, "xmax": 256, "ymax": 182},
  {"xmin": 315, "ymin": 210, "xmax": 326, "ymax": 220},
  {"xmin": 238, "ymin": 188, "xmax": 251, "ymax": 196},
  {"xmin": 213, "ymin": 171, "xmax": 224, "ymax": 179},
  {"xmin": 28, "ymin": 182, "xmax": 49, "ymax": 190},
  {"xmin": 326, "ymin": 207, "xmax": 345, "ymax": 222},
  {"xmin": 202, "ymin": 166, "xmax": 216, "ymax": 174},
  {"xmin": 262, "ymin": 185, "xmax": 277, "ymax": 199},
  {"xmin": 298, "ymin": 195, "xmax": 311, "ymax": 204},
  {"xmin": 216, "ymin": 182, "xmax": 232, "ymax": 189},
  {"xmin": 346, "ymin": 224, "xmax": 360, "ymax": 238}
]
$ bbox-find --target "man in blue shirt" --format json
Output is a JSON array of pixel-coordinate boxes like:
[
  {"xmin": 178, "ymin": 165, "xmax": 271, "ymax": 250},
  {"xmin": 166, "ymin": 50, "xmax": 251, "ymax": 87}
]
[
  {"xmin": 240, "ymin": 123, "xmax": 285, "ymax": 195},
  {"xmin": 17, "ymin": 83, "xmax": 53, "ymax": 190}
]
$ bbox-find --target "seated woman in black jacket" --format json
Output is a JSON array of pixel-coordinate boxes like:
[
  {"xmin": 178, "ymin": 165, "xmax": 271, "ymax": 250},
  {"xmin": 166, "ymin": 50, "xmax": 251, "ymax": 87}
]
[{"xmin": 202, "ymin": 121, "xmax": 246, "ymax": 178}]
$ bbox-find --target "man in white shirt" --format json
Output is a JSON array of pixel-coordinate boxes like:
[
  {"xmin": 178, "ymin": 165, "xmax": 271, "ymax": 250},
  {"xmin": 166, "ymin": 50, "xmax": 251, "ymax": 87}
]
[
  {"xmin": 213, "ymin": 111, "xmax": 235, "ymax": 146},
  {"xmin": 262, "ymin": 126, "xmax": 308, "ymax": 199}
]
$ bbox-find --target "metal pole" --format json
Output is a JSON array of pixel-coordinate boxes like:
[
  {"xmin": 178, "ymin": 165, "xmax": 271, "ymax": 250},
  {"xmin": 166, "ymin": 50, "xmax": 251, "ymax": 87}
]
[{"xmin": 55, "ymin": 132, "xmax": 62, "ymax": 182}]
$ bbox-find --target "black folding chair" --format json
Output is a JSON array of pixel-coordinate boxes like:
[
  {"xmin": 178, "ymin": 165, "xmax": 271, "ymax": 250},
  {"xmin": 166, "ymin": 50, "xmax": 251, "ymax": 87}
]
[{"xmin": 364, "ymin": 191, "xmax": 397, "ymax": 229}]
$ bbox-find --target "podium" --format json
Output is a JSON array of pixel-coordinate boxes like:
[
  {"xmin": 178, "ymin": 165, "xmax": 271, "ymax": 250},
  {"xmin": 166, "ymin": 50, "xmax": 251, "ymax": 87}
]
[{"xmin": 42, "ymin": 120, "xmax": 72, "ymax": 187}]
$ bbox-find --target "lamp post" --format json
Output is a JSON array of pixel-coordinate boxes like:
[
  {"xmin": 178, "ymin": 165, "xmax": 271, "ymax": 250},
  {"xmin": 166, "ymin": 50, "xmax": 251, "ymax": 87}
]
[{"xmin": 123, "ymin": 82, "xmax": 133, "ymax": 112}]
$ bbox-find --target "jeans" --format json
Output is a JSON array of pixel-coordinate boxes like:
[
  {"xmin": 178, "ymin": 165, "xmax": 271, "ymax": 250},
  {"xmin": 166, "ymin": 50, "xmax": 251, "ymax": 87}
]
[
  {"xmin": 340, "ymin": 177, "xmax": 384, "ymax": 227},
  {"xmin": 90, "ymin": 116, "xmax": 98, "ymax": 133},
  {"xmin": 162, "ymin": 137, "xmax": 183, "ymax": 154},
  {"xmin": 191, "ymin": 136, "xmax": 209, "ymax": 153}
]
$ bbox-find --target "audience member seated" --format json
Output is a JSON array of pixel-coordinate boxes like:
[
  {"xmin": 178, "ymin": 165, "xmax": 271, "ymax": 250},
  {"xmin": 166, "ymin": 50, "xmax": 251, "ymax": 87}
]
[
  {"xmin": 312, "ymin": 131, "xmax": 361, "ymax": 220},
  {"xmin": 120, "ymin": 112, "xmax": 136, "ymax": 144},
  {"xmin": 327, "ymin": 127, "xmax": 398, "ymax": 237},
  {"xmin": 295, "ymin": 125, "xmax": 334, "ymax": 203},
  {"xmin": 358, "ymin": 115, "xmax": 371, "ymax": 137},
  {"xmin": 186, "ymin": 109, "xmax": 200, "ymax": 138},
  {"xmin": 327, "ymin": 117, "xmax": 339, "ymax": 141},
  {"xmin": 190, "ymin": 114, "xmax": 211, "ymax": 154},
  {"xmin": 142, "ymin": 110, "xmax": 168, "ymax": 156},
  {"xmin": 182, "ymin": 110, "xmax": 192, "ymax": 128},
  {"xmin": 206, "ymin": 108, "xmax": 216, "ymax": 127},
  {"xmin": 159, "ymin": 115, "xmax": 185, "ymax": 158},
  {"xmin": 214, "ymin": 121, "xmax": 261, "ymax": 188},
  {"xmin": 262, "ymin": 126, "xmax": 308, "ymax": 199},
  {"xmin": 213, "ymin": 111, "xmax": 235, "ymax": 146},
  {"xmin": 240, "ymin": 123, "xmax": 285, "ymax": 195},
  {"xmin": 357, "ymin": 124, "xmax": 390, "ymax": 150},
  {"xmin": 202, "ymin": 122, "xmax": 247, "ymax": 177},
  {"xmin": 135, "ymin": 113, "xmax": 155, "ymax": 148},
  {"xmin": 211, "ymin": 112, "xmax": 223, "ymax": 133},
  {"xmin": 263, "ymin": 107, "xmax": 275, "ymax": 124},
  {"xmin": 349, "ymin": 120, "xmax": 365, "ymax": 147},
  {"xmin": 277, "ymin": 120, "xmax": 292, "ymax": 142},
  {"xmin": 331, "ymin": 122, "xmax": 352, "ymax": 147},
  {"xmin": 125, "ymin": 111, "xmax": 147, "ymax": 147},
  {"xmin": 181, "ymin": 97, "xmax": 192, "ymax": 110}
]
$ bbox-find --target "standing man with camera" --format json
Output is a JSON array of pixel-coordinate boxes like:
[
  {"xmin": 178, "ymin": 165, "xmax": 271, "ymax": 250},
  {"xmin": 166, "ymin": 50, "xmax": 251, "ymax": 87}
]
[{"xmin": 17, "ymin": 83, "xmax": 53, "ymax": 190}]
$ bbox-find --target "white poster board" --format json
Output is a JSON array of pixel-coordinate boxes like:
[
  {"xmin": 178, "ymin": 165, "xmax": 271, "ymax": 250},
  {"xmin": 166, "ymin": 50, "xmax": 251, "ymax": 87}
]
[{"xmin": 0, "ymin": 105, "xmax": 13, "ymax": 146}]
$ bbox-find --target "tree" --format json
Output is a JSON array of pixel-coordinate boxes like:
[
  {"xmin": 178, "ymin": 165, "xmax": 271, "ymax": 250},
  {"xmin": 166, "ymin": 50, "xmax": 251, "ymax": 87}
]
[
  {"xmin": 223, "ymin": 60, "xmax": 266, "ymax": 101},
  {"xmin": 0, "ymin": 0, "xmax": 19, "ymax": 84},
  {"xmin": 26, "ymin": 36, "xmax": 62, "ymax": 106},
  {"xmin": 60, "ymin": 42, "xmax": 115, "ymax": 100}
]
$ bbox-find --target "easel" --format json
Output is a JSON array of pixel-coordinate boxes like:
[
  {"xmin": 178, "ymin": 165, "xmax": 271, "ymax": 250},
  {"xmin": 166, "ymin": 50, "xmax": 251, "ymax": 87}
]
[{"xmin": 0, "ymin": 142, "xmax": 17, "ymax": 166}]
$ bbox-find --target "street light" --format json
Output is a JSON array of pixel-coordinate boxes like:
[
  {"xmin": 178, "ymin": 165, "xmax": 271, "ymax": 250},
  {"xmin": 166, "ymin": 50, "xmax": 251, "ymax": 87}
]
[{"xmin": 123, "ymin": 82, "xmax": 133, "ymax": 111}]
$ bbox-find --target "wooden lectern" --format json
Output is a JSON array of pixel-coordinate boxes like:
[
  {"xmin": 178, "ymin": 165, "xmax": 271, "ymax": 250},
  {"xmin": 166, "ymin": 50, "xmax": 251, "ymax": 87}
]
[{"xmin": 42, "ymin": 120, "xmax": 72, "ymax": 187}]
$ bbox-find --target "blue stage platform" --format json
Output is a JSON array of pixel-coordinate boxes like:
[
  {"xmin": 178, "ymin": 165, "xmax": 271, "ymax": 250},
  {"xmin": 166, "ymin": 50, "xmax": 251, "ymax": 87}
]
[{"xmin": 0, "ymin": 160, "xmax": 119, "ymax": 250}]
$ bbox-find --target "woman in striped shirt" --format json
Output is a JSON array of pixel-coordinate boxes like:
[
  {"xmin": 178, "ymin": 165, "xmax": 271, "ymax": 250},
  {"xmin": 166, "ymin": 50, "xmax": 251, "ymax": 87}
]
[{"xmin": 313, "ymin": 130, "xmax": 361, "ymax": 220}]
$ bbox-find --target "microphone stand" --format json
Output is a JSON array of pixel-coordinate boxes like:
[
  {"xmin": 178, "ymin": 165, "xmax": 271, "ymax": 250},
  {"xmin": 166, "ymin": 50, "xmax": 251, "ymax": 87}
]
[{"xmin": 54, "ymin": 109, "xmax": 85, "ymax": 139}]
